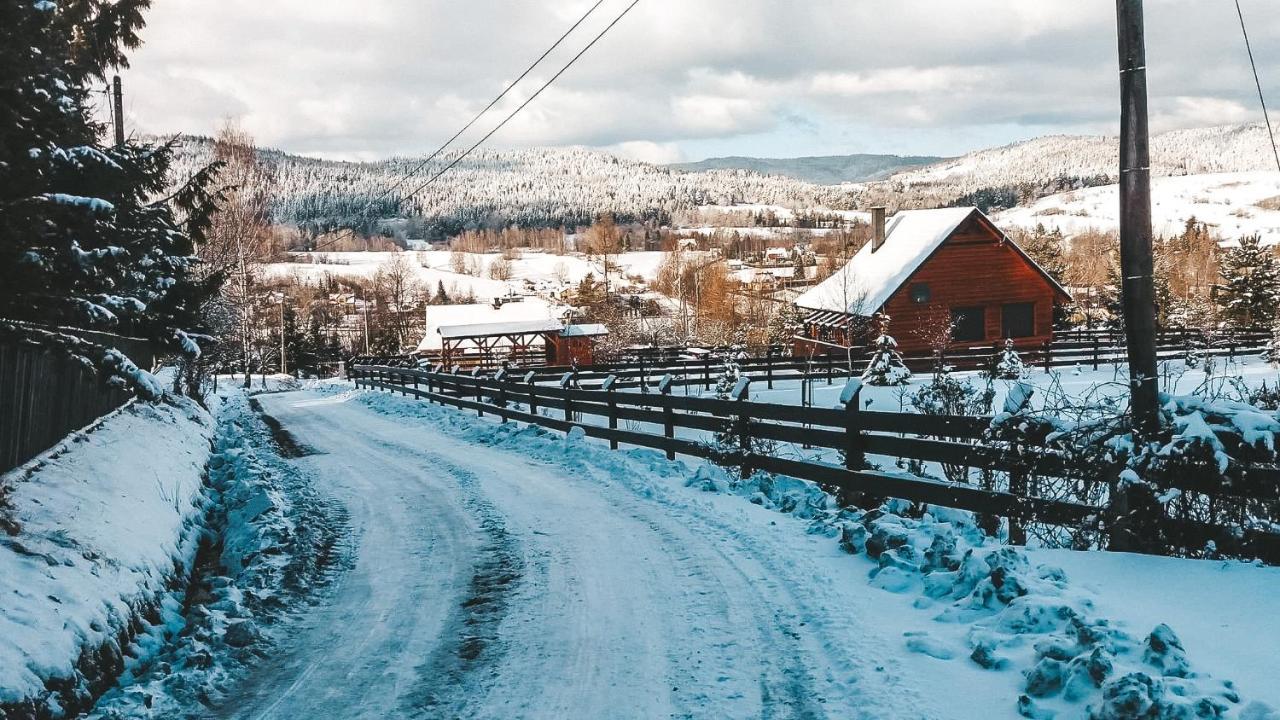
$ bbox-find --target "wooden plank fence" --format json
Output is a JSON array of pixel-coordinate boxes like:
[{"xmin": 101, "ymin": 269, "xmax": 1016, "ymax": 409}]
[
  {"xmin": 1, "ymin": 329, "xmax": 156, "ymax": 474},
  {"xmin": 350, "ymin": 362, "xmax": 1280, "ymax": 563}
]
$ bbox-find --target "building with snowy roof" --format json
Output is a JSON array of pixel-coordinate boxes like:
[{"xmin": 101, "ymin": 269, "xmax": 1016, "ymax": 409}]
[
  {"xmin": 794, "ymin": 206, "xmax": 1070, "ymax": 355},
  {"xmin": 414, "ymin": 296, "xmax": 608, "ymax": 367}
]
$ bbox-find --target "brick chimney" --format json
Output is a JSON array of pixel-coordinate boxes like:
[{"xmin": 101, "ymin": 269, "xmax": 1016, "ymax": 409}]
[{"xmin": 870, "ymin": 207, "xmax": 887, "ymax": 252}]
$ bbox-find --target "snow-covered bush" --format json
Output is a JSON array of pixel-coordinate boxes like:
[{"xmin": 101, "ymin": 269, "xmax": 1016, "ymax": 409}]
[
  {"xmin": 988, "ymin": 338, "xmax": 1025, "ymax": 380},
  {"xmin": 861, "ymin": 314, "xmax": 911, "ymax": 386},
  {"xmin": 988, "ymin": 378, "xmax": 1280, "ymax": 558},
  {"xmin": 910, "ymin": 368, "xmax": 995, "ymax": 484}
]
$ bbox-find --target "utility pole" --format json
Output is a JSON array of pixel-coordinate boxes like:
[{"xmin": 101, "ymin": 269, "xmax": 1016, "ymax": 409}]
[
  {"xmin": 1116, "ymin": 0, "xmax": 1160, "ymax": 437},
  {"xmin": 112, "ymin": 75, "xmax": 124, "ymax": 146},
  {"xmin": 278, "ymin": 294, "xmax": 288, "ymax": 375}
]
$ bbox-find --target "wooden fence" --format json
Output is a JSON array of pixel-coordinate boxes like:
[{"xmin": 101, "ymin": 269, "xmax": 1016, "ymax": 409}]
[
  {"xmin": 351, "ymin": 326, "xmax": 1272, "ymax": 394},
  {"xmin": 350, "ymin": 362, "xmax": 1280, "ymax": 563},
  {"xmin": 0, "ymin": 329, "xmax": 156, "ymax": 474}
]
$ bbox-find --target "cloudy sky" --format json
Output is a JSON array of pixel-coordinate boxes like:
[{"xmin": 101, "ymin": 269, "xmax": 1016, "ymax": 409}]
[{"xmin": 115, "ymin": 0, "xmax": 1280, "ymax": 163}]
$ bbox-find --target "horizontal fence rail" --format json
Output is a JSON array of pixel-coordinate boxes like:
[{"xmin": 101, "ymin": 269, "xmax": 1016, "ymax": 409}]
[{"xmin": 350, "ymin": 362, "xmax": 1280, "ymax": 563}]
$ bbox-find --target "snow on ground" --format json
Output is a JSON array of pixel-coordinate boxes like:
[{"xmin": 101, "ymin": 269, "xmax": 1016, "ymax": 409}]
[
  {"xmin": 264, "ymin": 249, "xmax": 681, "ymax": 301},
  {"xmin": 87, "ymin": 388, "xmax": 349, "ymax": 719},
  {"xmin": 225, "ymin": 381, "xmax": 1280, "ymax": 719},
  {"xmin": 0, "ymin": 397, "xmax": 214, "ymax": 715},
  {"xmin": 997, "ymin": 171, "xmax": 1280, "ymax": 243}
]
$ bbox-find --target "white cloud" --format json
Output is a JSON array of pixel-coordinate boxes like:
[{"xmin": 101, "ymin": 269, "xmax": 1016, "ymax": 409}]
[
  {"xmin": 116, "ymin": 0, "xmax": 1280, "ymax": 159},
  {"xmin": 603, "ymin": 140, "xmax": 684, "ymax": 164}
]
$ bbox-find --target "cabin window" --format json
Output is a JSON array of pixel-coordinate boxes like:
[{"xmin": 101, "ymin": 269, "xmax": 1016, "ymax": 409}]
[
  {"xmin": 909, "ymin": 283, "xmax": 931, "ymax": 304},
  {"xmin": 950, "ymin": 306, "xmax": 985, "ymax": 342},
  {"xmin": 1002, "ymin": 302, "xmax": 1035, "ymax": 338}
]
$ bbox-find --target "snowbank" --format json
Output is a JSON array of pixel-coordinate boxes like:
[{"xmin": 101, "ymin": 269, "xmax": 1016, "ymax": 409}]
[
  {"xmin": 88, "ymin": 390, "xmax": 348, "ymax": 718},
  {"xmin": 0, "ymin": 396, "xmax": 214, "ymax": 716}
]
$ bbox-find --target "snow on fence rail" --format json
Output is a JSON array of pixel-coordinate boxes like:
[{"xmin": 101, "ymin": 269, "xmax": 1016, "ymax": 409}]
[{"xmin": 350, "ymin": 363, "xmax": 1280, "ymax": 563}]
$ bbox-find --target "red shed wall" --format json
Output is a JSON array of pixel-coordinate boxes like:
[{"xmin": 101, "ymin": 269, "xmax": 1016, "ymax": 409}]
[{"xmin": 880, "ymin": 220, "xmax": 1060, "ymax": 355}]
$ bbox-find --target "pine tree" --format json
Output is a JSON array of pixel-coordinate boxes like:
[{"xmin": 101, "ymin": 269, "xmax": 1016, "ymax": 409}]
[
  {"xmin": 767, "ymin": 303, "xmax": 804, "ymax": 347},
  {"xmin": 1218, "ymin": 234, "xmax": 1280, "ymax": 330},
  {"xmin": 861, "ymin": 314, "xmax": 911, "ymax": 386},
  {"xmin": 432, "ymin": 279, "xmax": 450, "ymax": 305},
  {"xmin": 0, "ymin": 0, "xmax": 221, "ymax": 398}
]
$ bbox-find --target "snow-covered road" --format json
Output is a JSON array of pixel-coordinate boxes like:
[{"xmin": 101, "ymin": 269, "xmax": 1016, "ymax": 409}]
[{"xmin": 210, "ymin": 389, "xmax": 941, "ymax": 719}]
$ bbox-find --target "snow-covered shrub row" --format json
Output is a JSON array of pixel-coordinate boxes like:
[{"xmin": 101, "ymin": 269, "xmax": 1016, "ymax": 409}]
[
  {"xmin": 689, "ymin": 470, "xmax": 1274, "ymax": 720},
  {"xmin": 89, "ymin": 391, "xmax": 348, "ymax": 719},
  {"xmin": 0, "ymin": 397, "xmax": 214, "ymax": 718},
  {"xmin": 989, "ymin": 382, "xmax": 1280, "ymax": 558}
]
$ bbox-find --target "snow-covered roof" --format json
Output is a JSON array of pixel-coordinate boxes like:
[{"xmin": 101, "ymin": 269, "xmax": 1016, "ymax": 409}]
[
  {"xmin": 795, "ymin": 207, "xmax": 975, "ymax": 314},
  {"xmin": 438, "ymin": 319, "xmax": 564, "ymax": 339},
  {"xmin": 794, "ymin": 206, "xmax": 1070, "ymax": 314},
  {"xmin": 561, "ymin": 323, "xmax": 609, "ymax": 338},
  {"xmin": 417, "ymin": 298, "xmax": 560, "ymax": 351}
]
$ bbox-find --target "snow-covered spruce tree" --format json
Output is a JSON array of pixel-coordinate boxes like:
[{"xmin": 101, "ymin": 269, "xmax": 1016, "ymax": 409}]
[
  {"xmin": 1218, "ymin": 233, "xmax": 1280, "ymax": 330},
  {"xmin": 860, "ymin": 314, "xmax": 911, "ymax": 386},
  {"xmin": 0, "ymin": 0, "xmax": 221, "ymax": 399},
  {"xmin": 988, "ymin": 338, "xmax": 1025, "ymax": 380}
]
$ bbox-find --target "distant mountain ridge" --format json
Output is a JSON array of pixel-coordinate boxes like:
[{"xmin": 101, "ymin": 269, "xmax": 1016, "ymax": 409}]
[{"xmin": 668, "ymin": 153, "xmax": 945, "ymax": 184}]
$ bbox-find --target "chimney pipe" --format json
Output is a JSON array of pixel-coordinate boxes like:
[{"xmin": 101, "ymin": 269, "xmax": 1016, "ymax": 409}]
[{"xmin": 871, "ymin": 207, "xmax": 887, "ymax": 252}]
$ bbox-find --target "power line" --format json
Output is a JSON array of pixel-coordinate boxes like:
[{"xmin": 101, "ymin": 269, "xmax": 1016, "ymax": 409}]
[
  {"xmin": 1234, "ymin": 0, "xmax": 1280, "ymax": 173},
  {"xmin": 369, "ymin": 0, "xmax": 607, "ymax": 207},
  {"xmin": 393, "ymin": 0, "xmax": 641, "ymax": 210},
  {"xmin": 312, "ymin": 0, "xmax": 626, "ymax": 252}
]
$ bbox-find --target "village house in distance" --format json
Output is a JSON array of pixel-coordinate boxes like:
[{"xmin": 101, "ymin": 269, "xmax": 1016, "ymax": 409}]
[{"xmin": 794, "ymin": 206, "xmax": 1072, "ymax": 356}]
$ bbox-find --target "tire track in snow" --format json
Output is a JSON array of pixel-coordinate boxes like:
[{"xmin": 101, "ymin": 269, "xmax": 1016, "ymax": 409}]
[{"xmin": 398, "ymin": 454, "xmax": 524, "ymax": 718}]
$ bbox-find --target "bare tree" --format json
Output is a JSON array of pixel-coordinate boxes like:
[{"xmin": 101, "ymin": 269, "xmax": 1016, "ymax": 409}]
[
  {"xmin": 372, "ymin": 253, "xmax": 422, "ymax": 352},
  {"xmin": 201, "ymin": 122, "xmax": 275, "ymax": 388}
]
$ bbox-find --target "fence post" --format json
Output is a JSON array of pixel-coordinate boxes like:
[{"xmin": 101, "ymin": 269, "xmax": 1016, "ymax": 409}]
[
  {"xmin": 840, "ymin": 379, "xmax": 864, "ymax": 471},
  {"xmin": 766, "ymin": 346, "xmax": 774, "ymax": 390},
  {"xmin": 1043, "ymin": 340, "xmax": 1051, "ymax": 374},
  {"xmin": 603, "ymin": 374, "xmax": 619, "ymax": 450},
  {"xmin": 1093, "ymin": 338, "xmax": 1101, "ymax": 370},
  {"xmin": 730, "ymin": 376, "xmax": 752, "ymax": 479},
  {"xmin": 471, "ymin": 368, "xmax": 484, "ymax": 417},
  {"xmin": 560, "ymin": 370, "xmax": 577, "ymax": 426},
  {"xmin": 524, "ymin": 370, "xmax": 538, "ymax": 417},
  {"xmin": 494, "ymin": 368, "xmax": 508, "ymax": 423},
  {"xmin": 704, "ymin": 355, "xmax": 712, "ymax": 391},
  {"xmin": 659, "ymin": 374, "xmax": 675, "ymax": 460}
]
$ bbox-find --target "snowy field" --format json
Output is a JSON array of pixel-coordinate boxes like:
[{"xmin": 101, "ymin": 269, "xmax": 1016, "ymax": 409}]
[
  {"xmin": 997, "ymin": 171, "xmax": 1280, "ymax": 242},
  {"xmin": 262, "ymin": 248, "xmax": 687, "ymax": 307}
]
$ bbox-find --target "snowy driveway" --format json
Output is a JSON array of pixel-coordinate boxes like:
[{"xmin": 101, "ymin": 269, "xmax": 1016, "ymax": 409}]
[{"xmin": 208, "ymin": 388, "xmax": 970, "ymax": 720}]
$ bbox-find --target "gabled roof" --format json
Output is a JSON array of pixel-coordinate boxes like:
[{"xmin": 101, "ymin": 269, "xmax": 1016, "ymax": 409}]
[{"xmin": 794, "ymin": 206, "xmax": 1070, "ymax": 315}]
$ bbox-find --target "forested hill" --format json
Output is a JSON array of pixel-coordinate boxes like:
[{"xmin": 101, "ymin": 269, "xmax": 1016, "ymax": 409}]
[
  {"xmin": 165, "ymin": 136, "xmax": 858, "ymax": 238},
  {"xmin": 668, "ymin": 153, "xmax": 944, "ymax": 184},
  {"xmin": 871, "ymin": 123, "xmax": 1280, "ymax": 210},
  {"xmin": 164, "ymin": 123, "xmax": 1280, "ymax": 235}
]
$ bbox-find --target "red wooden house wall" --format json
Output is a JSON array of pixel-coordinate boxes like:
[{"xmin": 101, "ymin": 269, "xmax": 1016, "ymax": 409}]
[{"xmin": 880, "ymin": 214, "xmax": 1066, "ymax": 355}]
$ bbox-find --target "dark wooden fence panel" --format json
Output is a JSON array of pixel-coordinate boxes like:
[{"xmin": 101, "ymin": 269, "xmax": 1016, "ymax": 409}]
[{"xmin": 0, "ymin": 332, "xmax": 153, "ymax": 474}]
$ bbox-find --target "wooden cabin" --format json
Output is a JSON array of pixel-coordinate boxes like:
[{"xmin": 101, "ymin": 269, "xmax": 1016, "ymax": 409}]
[
  {"xmin": 546, "ymin": 323, "xmax": 609, "ymax": 366},
  {"xmin": 794, "ymin": 206, "xmax": 1070, "ymax": 356}
]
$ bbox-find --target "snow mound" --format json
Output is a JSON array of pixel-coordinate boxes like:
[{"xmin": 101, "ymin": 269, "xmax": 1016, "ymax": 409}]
[{"xmin": 0, "ymin": 396, "xmax": 214, "ymax": 715}]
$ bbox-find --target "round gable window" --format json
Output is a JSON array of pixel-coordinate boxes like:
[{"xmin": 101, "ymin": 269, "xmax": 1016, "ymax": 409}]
[{"xmin": 909, "ymin": 283, "xmax": 931, "ymax": 304}]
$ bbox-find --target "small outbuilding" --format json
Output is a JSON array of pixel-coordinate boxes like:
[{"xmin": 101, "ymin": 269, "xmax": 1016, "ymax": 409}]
[{"xmin": 794, "ymin": 206, "xmax": 1070, "ymax": 356}]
